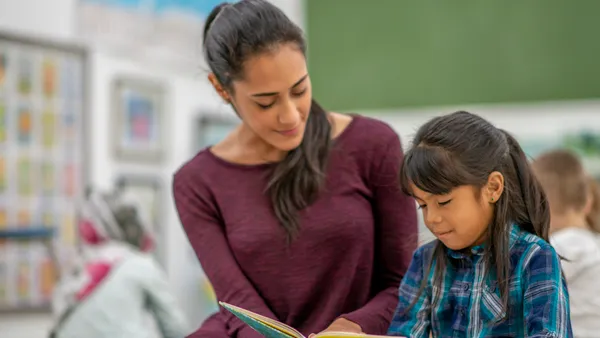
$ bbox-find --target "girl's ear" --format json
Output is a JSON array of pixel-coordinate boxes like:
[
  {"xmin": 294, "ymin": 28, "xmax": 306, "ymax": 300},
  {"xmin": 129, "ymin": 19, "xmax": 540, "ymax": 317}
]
[{"xmin": 485, "ymin": 171, "xmax": 505, "ymax": 204}]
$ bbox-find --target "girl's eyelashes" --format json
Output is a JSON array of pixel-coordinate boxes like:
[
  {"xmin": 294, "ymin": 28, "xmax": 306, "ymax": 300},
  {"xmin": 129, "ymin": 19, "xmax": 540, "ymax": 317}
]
[
  {"xmin": 438, "ymin": 199, "xmax": 452, "ymax": 206},
  {"xmin": 416, "ymin": 199, "xmax": 451, "ymax": 210}
]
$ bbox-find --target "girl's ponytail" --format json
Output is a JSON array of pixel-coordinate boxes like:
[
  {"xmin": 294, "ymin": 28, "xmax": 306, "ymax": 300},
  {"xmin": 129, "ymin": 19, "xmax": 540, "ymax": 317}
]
[{"xmin": 500, "ymin": 130, "xmax": 550, "ymax": 241}]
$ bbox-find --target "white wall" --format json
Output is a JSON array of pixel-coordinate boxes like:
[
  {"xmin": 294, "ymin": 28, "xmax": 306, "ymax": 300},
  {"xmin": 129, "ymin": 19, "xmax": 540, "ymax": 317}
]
[
  {"xmin": 0, "ymin": 0, "xmax": 305, "ymax": 335},
  {"xmin": 363, "ymin": 100, "xmax": 600, "ymax": 145}
]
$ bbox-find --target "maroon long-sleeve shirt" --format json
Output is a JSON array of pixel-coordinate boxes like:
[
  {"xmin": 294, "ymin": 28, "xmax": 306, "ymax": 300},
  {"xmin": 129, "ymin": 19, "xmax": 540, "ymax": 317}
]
[{"xmin": 172, "ymin": 115, "xmax": 418, "ymax": 337}]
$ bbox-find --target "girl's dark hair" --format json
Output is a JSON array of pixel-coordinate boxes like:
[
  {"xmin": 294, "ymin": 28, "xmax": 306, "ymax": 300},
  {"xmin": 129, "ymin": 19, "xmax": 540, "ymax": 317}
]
[
  {"xmin": 202, "ymin": 0, "xmax": 331, "ymax": 241},
  {"xmin": 399, "ymin": 111, "xmax": 550, "ymax": 317}
]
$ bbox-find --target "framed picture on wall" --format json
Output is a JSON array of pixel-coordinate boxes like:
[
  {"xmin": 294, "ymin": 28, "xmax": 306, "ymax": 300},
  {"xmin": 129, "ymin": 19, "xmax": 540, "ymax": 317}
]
[
  {"xmin": 193, "ymin": 113, "xmax": 239, "ymax": 153},
  {"xmin": 114, "ymin": 174, "xmax": 165, "ymax": 266},
  {"xmin": 111, "ymin": 76, "xmax": 165, "ymax": 163}
]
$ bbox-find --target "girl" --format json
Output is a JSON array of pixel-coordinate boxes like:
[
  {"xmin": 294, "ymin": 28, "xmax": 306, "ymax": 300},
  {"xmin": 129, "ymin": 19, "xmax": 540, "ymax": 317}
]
[
  {"xmin": 172, "ymin": 0, "xmax": 418, "ymax": 337},
  {"xmin": 387, "ymin": 111, "xmax": 572, "ymax": 337}
]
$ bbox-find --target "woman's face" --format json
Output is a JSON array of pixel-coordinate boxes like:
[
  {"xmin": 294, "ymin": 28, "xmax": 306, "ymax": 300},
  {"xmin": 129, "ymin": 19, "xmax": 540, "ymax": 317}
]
[{"xmin": 219, "ymin": 43, "xmax": 313, "ymax": 152}]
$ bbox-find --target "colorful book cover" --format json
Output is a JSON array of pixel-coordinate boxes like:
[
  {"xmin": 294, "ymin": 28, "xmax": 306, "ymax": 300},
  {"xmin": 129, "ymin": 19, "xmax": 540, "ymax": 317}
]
[{"xmin": 219, "ymin": 302, "xmax": 400, "ymax": 338}]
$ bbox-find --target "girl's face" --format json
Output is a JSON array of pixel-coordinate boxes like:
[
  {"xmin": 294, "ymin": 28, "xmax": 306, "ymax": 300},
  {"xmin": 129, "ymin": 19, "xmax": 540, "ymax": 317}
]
[{"xmin": 410, "ymin": 174, "xmax": 503, "ymax": 250}]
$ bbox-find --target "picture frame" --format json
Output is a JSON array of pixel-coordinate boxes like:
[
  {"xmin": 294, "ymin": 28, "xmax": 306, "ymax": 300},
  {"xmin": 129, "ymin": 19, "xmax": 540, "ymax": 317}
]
[
  {"xmin": 111, "ymin": 76, "xmax": 165, "ymax": 163},
  {"xmin": 114, "ymin": 174, "xmax": 165, "ymax": 266},
  {"xmin": 193, "ymin": 113, "xmax": 239, "ymax": 154}
]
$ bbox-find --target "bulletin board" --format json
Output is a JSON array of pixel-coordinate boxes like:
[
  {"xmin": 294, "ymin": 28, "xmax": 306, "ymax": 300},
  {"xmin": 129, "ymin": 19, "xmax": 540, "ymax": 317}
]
[{"xmin": 0, "ymin": 31, "xmax": 88, "ymax": 311}]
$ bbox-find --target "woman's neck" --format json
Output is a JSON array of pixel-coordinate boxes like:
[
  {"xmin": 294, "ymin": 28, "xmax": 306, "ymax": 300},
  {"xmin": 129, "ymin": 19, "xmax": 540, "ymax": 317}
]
[{"xmin": 236, "ymin": 125, "xmax": 287, "ymax": 163}]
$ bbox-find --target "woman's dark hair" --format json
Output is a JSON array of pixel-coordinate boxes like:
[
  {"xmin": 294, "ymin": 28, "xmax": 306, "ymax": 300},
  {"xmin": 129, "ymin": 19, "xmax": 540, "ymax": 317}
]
[
  {"xmin": 399, "ymin": 111, "xmax": 550, "ymax": 317},
  {"xmin": 202, "ymin": 0, "xmax": 331, "ymax": 241}
]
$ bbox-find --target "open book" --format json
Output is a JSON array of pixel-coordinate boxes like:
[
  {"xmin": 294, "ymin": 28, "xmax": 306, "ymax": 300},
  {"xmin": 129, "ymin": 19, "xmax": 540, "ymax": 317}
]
[{"xmin": 219, "ymin": 301, "xmax": 403, "ymax": 338}]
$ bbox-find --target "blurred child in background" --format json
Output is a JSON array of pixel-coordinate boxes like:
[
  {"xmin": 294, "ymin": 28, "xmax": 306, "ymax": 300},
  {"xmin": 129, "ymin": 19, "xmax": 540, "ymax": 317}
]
[
  {"xmin": 532, "ymin": 150, "xmax": 600, "ymax": 338},
  {"xmin": 585, "ymin": 176, "xmax": 600, "ymax": 234},
  {"xmin": 50, "ymin": 188, "xmax": 188, "ymax": 338}
]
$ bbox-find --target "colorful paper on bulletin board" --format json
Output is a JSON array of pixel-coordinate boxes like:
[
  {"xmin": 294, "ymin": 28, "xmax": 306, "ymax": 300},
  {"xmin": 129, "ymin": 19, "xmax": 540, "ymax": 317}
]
[
  {"xmin": 17, "ymin": 157, "xmax": 33, "ymax": 196},
  {"xmin": 17, "ymin": 54, "xmax": 33, "ymax": 95},
  {"xmin": 0, "ymin": 50, "xmax": 6, "ymax": 88},
  {"xmin": 60, "ymin": 58, "xmax": 81, "ymax": 100},
  {"xmin": 41, "ymin": 161, "xmax": 55, "ymax": 195},
  {"xmin": 0, "ymin": 100, "xmax": 6, "ymax": 143},
  {"xmin": 17, "ymin": 259, "xmax": 30, "ymax": 302},
  {"xmin": 41, "ymin": 211, "xmax": 54, "ymax": 228},
  {"xmin": 62, "ymin": 212, "xmax": 76, "ymax": 245},
  {"xmin": 41, "ymin": 109, "xmax": 56, "ymax": 148},
  {"xmin": 0, "ymin": 258, "xmax": 6, "ymax": 303},
  {"xmin": 39, "ymin": 257, "xmax": 55, "ymax": 300},
  {"xmin": 0, "ymin": 156, "xmax": 5, "ymax": 193},
  {"xmin": 62, "ymin": 111, "xmax": 76, "ymax": 141},
  {"xmin": 64, "ymin": 163, "xmax": 76, "ymax": 197},
  {"xmin": 42, "ymin": 58, "xmax": 58, "ymax": 98},
  {"xmin": 17, "ymin": 209, "xmax": 31, "ymax": 227},
  {"xmin": 0, "ymin": 208, "xmax": 6, "ymax": 229},
  {"xmin": 18, "ymin": 106, "xmax": 33, "ymax": 145}
]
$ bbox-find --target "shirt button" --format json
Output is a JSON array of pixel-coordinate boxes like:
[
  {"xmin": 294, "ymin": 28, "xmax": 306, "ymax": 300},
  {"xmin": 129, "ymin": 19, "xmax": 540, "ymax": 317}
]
[{"xmin": 463, "ymin": 284, "xmax": 470, "ymax": 291}]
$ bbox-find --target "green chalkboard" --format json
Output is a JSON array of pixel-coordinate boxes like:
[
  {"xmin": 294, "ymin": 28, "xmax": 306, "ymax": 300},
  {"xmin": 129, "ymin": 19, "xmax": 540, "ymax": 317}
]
[{"xmin": 306, "ymin": 0, "xmax": 600, "ymax": 111}]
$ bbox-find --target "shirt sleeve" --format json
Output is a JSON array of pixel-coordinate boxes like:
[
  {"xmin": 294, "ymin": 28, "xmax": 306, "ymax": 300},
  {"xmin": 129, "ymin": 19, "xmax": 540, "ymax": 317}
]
[
  {"xmin": 340, "ymin": 132, "xmax": 419, "ymax": 334},
  {"xmin": 387, "ymin": 247, "xmax": 431, "ymax": 338},
  {"xmin": 522, "ymin": 243, "xmax": 573, "ymax": 338},
  {"xmin": 172, "ymin": 170, "xmax": 277, "ymax": 338}
]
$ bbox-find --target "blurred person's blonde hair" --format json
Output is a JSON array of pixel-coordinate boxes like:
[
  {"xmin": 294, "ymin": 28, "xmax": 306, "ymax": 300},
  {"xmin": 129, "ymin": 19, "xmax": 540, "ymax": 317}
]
[
  {"xmin": 586, "ymin": 177, "xmax": 600, "ymax": 233},
  {"xmin": 532, "ymin": 149, "xmax": 596, "ymax": 232}
]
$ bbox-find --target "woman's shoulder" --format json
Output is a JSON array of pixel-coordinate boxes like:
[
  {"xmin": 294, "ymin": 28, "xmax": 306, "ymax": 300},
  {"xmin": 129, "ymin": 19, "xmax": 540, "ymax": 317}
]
[
  {"xmin": 172, "ymin": 150, "xmax": 211, "ymax": 194},
  {"xmin": 339, "ymin": 114, "xmax": 400, "ymax": 148},
  {"xmin": 334, "ymin": 114, "xmax": 403, "ymax": 167}
]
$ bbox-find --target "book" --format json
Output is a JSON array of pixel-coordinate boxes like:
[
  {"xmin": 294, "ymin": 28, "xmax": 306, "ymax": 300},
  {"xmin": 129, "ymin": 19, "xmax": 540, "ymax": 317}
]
[{"xmin": 219, "ymin": 301, "xmax": 404, "ymax": 338}]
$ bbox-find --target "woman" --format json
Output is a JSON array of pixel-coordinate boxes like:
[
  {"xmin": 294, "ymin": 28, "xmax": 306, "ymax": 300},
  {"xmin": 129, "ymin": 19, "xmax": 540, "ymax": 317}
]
[
  {"xmin": 51, "ymin": 189, "xmax": 188, "ymax": 338},
  {"xmin": 172, "ymin": 0, "xmax": 418, "ymax": 337}
]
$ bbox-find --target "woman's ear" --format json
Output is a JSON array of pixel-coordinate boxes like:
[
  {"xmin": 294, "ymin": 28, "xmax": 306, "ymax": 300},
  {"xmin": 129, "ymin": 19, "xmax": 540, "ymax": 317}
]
[
  {"xmin": 208, "ymin": 73, "xmax": 230, "ymax": 103},
  {"xmin": 485, "ymin": 171, "xmax": 505, "ymax": 204}
]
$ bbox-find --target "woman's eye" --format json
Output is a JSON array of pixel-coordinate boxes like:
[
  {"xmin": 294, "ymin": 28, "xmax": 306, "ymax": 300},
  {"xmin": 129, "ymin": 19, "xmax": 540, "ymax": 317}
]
[
  {"xmin": 292, "ymin": 88, "xmax": 307, "ymax": 97},
  {"xmin": 417, "ymin": 204, "xmax": 426, "ymax": 210},
  {"xmin": 257, "ymin": 102, "xmax": 275, "ymax": 109}
]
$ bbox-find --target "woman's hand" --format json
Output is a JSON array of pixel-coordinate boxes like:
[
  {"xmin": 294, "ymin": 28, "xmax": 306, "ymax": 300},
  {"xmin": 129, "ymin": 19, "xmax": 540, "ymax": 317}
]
[{"xmin": 308, "ymin": 318, "xmax": 363, "ymax": 337}]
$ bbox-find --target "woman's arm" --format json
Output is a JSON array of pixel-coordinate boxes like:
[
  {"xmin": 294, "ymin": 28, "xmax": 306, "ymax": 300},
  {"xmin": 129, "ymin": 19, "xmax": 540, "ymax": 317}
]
[
  {"xmin": 339, "ymin": 131, "xmax": 419, "ymax": 334},
  {"xmin": 173, "ymin": 170, "xmax": 277, "ymax": 338}
]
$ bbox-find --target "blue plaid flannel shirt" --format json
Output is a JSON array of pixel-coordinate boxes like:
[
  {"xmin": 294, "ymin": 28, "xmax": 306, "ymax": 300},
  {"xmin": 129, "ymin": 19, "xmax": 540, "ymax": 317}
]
[{"xmin": 388, "ymin": 225, "xmax": 572, "ymax": 337}]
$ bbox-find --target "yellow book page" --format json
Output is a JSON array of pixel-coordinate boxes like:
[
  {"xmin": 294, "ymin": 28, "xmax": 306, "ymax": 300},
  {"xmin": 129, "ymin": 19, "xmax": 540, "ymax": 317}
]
[
  {"xmin": 219, "ymin": 302, "xmax": 303, "ymax": 338},
  {"xmin": 315, "ymin": 333, "xmax": 402, "ymax": 338}
]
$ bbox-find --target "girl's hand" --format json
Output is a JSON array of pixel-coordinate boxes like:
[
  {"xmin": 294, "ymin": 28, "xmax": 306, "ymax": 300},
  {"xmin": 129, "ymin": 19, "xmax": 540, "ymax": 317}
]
[{"xmin": 308, "ymin": 318, "xmax": 363, "ymax": 337}]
